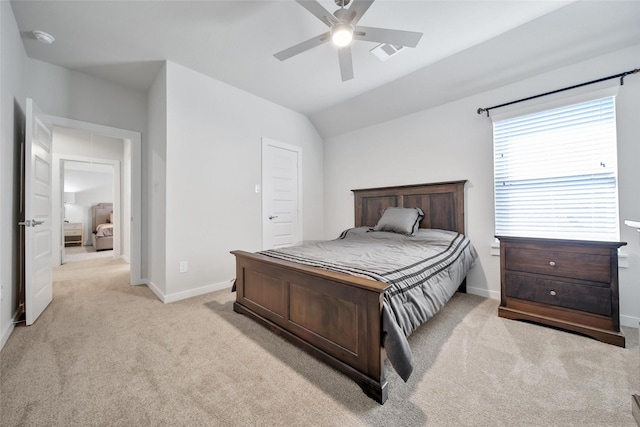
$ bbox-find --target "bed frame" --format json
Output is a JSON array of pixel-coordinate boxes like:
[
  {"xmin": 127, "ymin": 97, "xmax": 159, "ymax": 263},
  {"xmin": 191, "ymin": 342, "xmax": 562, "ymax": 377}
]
[
  {"xmin": 91, "ymin": 203, "xmax": 113, "ymax": 251},
  {"xmin": 232, "ymin": 180, "xmax": 467, "ymax": 403}
]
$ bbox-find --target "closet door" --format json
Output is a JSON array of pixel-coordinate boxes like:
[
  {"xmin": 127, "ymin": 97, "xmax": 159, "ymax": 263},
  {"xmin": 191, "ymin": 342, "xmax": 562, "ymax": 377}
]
[{"xmin": 262, "ymin": 138, "xmax": 301, "ymax": 250}]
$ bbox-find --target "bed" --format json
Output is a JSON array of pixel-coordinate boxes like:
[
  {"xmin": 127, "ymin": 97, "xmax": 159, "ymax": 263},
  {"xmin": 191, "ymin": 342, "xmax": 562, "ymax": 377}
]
[
  {"xmin": 91, "ymin": 203, "xmax": 114, "ymax": 251},
  {"xmin": 231, "ymin": 181, "xmax": 476, "ymax": 403}
]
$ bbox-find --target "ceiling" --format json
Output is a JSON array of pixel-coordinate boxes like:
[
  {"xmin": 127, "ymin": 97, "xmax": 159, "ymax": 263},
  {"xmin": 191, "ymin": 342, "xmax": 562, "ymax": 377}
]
[
  {"xmin": 64, "ymin": 160, "xmax": 114, "ymax": 175},
  {"xmin": 10, "ymin": 1, "xmax": 640, "ymax": 138}
]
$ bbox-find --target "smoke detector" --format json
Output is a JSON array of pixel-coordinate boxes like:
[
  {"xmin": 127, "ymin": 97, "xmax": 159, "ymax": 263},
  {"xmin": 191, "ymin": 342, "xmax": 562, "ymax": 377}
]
[{"xmin": 33, "ymin": 30, "xmax": 55, "ymax": 44}]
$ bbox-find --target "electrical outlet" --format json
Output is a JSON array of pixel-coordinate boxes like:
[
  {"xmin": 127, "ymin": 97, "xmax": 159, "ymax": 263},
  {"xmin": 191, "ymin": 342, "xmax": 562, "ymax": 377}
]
[{"xmin": 179, "ymin": 261, "xmax": 188, "ymax": 273}]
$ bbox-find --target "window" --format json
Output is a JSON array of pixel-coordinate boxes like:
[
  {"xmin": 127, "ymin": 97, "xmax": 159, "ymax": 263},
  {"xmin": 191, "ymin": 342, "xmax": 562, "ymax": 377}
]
[{"xmin": 493, "ymin": 96, "xmax": 619, "ymax": 241}]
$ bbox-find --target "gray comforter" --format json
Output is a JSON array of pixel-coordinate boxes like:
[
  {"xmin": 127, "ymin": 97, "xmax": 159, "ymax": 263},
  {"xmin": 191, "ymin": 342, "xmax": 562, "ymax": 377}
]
[{"xmin": 260, "ymin": 227, "xmax": 478, "ymax": 381}]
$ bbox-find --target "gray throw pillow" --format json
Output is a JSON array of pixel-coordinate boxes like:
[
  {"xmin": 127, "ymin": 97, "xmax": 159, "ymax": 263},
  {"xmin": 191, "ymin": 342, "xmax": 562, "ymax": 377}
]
[{"xmin": 373, "ymin": 207, "xmax": 425, "ymax": 236}]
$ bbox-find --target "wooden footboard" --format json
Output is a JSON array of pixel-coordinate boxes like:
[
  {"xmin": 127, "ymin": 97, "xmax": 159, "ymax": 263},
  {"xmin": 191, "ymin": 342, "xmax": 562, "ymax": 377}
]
[
  {"xmin": 233, "ymin": 180, "xmax": 468, "ymax": 403},
  {"xmin": 232, "ymin": 250, "xmax": 390, "ymax": 403}
]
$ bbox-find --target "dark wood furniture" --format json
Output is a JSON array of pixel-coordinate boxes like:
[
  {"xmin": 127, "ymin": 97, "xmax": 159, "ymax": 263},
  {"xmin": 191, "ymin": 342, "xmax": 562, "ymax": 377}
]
[
  {"xmin": 232, "ymin": 181, "xmax": 467, "ymax": 403},
  {"xmin": 497, "ymin": 236, "xmax": 626, "ymax": 347}
]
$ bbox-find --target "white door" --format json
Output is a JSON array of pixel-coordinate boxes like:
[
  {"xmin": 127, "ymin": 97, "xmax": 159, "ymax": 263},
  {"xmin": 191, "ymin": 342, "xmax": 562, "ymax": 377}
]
[
  {"xmin": 23, "ymin": 98, "xmax": 53, "ymax": 325},
  {"xmin": 262, "ymin": 138, "xmax": 301, "ymax": 250}
]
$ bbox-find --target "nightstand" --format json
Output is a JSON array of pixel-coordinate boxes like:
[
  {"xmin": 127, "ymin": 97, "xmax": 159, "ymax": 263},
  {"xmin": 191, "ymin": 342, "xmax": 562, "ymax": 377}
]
[
  {"xmin": 64, "ymin": 222, "xmax": 83, "ymax": 247},
  {"xmin": 496, "ymin": 236, "xmax": 626, "ymax": 347}
]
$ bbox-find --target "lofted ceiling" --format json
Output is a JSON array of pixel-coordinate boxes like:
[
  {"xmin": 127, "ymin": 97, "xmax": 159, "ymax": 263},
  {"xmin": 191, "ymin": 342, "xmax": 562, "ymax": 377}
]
[{"xmin": 10, "ymin": 1, "xmax": 640, "ymax": 138}]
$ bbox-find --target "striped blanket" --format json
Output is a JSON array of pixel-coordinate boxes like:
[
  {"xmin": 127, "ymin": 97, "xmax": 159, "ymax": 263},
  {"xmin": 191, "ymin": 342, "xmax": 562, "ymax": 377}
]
[{"xmin": 261, "ymin": 226, "xmax": 477, "ymax": 381}]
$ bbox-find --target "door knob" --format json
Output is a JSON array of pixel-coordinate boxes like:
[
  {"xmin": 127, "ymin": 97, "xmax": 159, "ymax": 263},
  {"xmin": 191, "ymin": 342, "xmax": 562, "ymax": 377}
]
[
  {"xmin": 18, "ymin": 219, "xmax": 44, "ymax": 227},
  {"xmin": 268, "ymin": 215, "xmax": 278, "ymax": 220}
]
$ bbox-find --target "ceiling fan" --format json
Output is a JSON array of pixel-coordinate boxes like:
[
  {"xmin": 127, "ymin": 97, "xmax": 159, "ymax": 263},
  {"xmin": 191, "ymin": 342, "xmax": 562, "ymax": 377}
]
[{"xmin": 275, "ymin": 0, "xmax": 423, "ymax": 82}]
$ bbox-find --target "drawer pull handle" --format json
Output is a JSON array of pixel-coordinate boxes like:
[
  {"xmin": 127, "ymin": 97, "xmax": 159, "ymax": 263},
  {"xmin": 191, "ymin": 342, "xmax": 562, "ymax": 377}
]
[
  {"xmin": 549, "ymin": 261, "xmax": 556, "ymax": 267},
  {"xmin": 550, "ymin": 290, "xmax": 557, "ymax": 296}
]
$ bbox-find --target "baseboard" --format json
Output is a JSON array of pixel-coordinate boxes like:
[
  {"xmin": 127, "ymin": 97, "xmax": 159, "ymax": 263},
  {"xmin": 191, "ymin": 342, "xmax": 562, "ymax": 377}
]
[
  {"xmin": 632, "ymin": 394, "xmax": 640, "ymax": 426},
  {"xmin": 467, "ymin": 286, "xmax": 500, "ymax": 301},
  {"xmin": 621, "ymin": 314, "xmax": 640, "ymax": 329},
  {"xmin": 0, "ymin": 323, "xmax": 15, "ymax": 352},
  {"xmin": 145, "ymin": 280, "xmax": 233, "ymax": 304},
  {"xmin": 164, "ymin": 280, "xmax": 233, "ymax": 304},
  {"xmin": 121, "ymin": 254, "xmax": 130, "ymax": 264},
  {"xmin": 145, "ymin": 280, "xmax": 166, "ymax": 303}
]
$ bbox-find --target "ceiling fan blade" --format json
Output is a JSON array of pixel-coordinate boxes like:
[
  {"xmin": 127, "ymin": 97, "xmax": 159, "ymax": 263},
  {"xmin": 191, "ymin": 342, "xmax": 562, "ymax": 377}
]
[
  {"xmin": 348, "ymin": 0, "xmax": 374, "ymax": 25},
  {"xmin": 295, "ymin": 0, "xmax": 338, "ymax": 27},
  {"xmin": 337, "ymin": 46, "xmax": 354, "ymax": 82},
  {"xmin": 274, "ymin": 32, "xmax": 331, "ymax": 61},
  {"xmin": 354, "ymin": 26, "xmax": 423, "ymax": 48}
]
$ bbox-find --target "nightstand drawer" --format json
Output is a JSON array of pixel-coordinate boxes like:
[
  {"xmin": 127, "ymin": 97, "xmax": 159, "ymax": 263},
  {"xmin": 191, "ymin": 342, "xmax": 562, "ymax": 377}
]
[
  {"xmin": 504, "ymin": 247, "xmax": 610, "ymax": 283},
  {"xmin": 64, "ymin": 223, "xmax": 83, "ymax": 247},
  {"xmin": 497, "ymin": 236, "xmax": 625, "ymax": 347},
  {"xmin": 505, "ymin": 272, "xmax": 612, "ymax": 316}
]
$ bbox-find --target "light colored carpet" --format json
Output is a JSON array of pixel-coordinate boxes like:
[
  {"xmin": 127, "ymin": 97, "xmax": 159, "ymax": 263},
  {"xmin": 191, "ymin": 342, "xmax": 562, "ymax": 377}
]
[
  {"xmin": 64, "ymin": 245, "xmax": 114, "ymax": 263},
  {"xmin": 1, "ymin": 257, "xmax": 637, "ymax": 426}
]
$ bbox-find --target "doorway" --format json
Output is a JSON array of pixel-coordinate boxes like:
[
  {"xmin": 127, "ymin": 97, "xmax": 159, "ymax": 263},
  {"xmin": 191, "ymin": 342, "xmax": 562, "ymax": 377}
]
[
  {"xmin": 61, "ymin": 159, "xmax": 116, "ymax": 264},
  {"xmin": 19, "ymin": 103, "xmax": 143, "ymax": 327},
  {"xmin": 49, "ymin": 116, "xmax": 142, "ymax": 285}
]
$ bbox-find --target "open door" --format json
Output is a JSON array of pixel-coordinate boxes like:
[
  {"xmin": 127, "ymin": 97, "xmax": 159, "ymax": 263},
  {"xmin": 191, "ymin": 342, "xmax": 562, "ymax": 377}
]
[{"xmin": 22, "ymin": 98, "xmax": 53, "ymax": 325}]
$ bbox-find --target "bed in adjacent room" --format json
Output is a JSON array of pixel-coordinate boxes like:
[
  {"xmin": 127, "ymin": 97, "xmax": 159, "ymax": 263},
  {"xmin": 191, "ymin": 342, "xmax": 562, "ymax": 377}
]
[
  {"xmin": 231, "ymin": 181, "xmax": 477, "ymax": 403},
  {"xmin": 91, "ymin": 202, "xmax": 114, "ymax": 251}
]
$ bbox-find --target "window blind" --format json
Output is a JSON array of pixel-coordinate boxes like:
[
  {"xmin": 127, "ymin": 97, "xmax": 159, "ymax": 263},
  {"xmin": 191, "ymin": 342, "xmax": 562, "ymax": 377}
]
[{"xmin": 493, "ymin": 96, "xmax": 619, "ymax": 241}]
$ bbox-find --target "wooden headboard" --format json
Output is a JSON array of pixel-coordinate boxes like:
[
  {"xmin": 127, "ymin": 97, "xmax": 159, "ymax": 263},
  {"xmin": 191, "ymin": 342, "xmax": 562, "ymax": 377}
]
[
  {"xmin": 92, "ymin": 203, "xmax": 113, "ymax": 232},
  {"xmin": 352, "ymin": 180, "xmax": 467, "ymax": 234}
]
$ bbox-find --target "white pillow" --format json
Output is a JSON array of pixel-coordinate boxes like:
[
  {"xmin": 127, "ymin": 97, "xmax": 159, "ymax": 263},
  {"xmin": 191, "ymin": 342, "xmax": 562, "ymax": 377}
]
[{"xmin": 372, "ymin": 207, "xmax": 424, "ymax": 236}]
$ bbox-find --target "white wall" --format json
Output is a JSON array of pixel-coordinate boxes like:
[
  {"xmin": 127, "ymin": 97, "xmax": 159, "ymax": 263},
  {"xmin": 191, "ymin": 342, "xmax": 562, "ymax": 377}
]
[
  {"xmin": 54, "ymin": 128, "xmax": 125, "ymax": 159},
  {"xmin": 0, "ymin": 1, "xmax": 27, "ymax": 349},
  {"xmin": 122, "ymin": 140, "xmax": 131, "ymax": 263},
  {"xmin": 157, "ymin": 61, "xmax": 324, "ymax": 302},
  {"xmin": 324, "ymin": 44, "xmax": 640, "ymax": 327},
  {"xmin": 27, "ymin": 59, "xmax": 147, "ymax": 135},
  {"xmin": 146, "ymin": 63, "xmax": 167, "ymax": 295}
]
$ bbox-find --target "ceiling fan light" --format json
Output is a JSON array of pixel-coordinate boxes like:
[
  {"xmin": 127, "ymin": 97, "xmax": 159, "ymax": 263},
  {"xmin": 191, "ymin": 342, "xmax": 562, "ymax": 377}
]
[{"xmin": 331, "ymin": 23, "xmax": 353, "ymax": 47}]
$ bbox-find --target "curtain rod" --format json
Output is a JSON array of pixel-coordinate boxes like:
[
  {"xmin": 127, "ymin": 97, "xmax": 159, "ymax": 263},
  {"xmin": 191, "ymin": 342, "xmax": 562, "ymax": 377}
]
[{"xmin": 476, "ymin": 67, "xmax": 639, "ymax": 117}]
